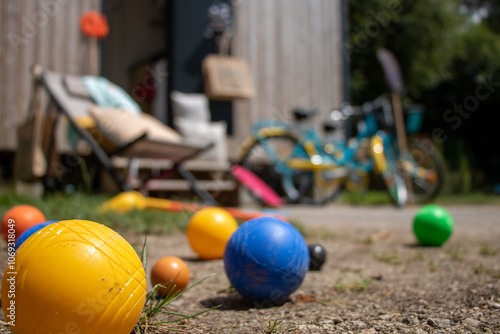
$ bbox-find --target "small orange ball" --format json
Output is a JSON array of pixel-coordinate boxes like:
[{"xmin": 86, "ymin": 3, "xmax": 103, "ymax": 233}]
[
  {"xmin": 150, "ymin": 256, "xmax": 190, "ymax": 297},
  {"xmin": 1, "ymin": 205, "xmax": 46, "ymax": 243}
]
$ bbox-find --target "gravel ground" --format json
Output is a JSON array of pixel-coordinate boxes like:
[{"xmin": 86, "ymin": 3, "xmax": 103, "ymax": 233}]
[
  {"xmin": 1, "ymin": 204, "xmax": 500, "ymax": 333},
  {"xmin": 137, "ymin": 204, "xmax": 500, "ymax": 333}
]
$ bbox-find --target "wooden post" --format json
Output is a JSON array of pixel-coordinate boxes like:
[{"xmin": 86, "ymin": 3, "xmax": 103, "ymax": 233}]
[{"xmin": 391, "ymin": 91, "xmax": 414, "ymax": 198}]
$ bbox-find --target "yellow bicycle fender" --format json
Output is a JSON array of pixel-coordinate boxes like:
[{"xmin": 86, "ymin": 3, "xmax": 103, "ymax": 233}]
[
  {"xmin": 371, "ymin": 135, "xmax": 387, "ymax": 174},
  {"xmin": 287, "ymin": 158, "xmax": 334, "ymax": 171},
  {"xmin": 238, "ymin": 129, "xmax": 300, "ymax": 161},
  {"xmin": 258, "ymin": 127, "xmax": 293, "ymax": 137}
]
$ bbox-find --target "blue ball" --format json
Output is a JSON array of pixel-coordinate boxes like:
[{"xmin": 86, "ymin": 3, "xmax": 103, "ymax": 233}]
[
  {"xmin": 223, "ymin": 217, "xmax": 309, "ymax": 303},
  {"xmin": 15, "ymin": 220, "xmax": 58, "ymax": 250}
]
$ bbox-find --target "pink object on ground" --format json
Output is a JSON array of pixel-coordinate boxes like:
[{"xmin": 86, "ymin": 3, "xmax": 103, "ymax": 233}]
[{"xmin": 232, "ymin": 164, "xmax": 285, "ymax": 207}]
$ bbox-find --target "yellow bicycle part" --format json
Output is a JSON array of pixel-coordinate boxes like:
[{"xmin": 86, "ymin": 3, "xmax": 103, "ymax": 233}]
[
  {"xmin": 286, "ymin": 139, "xmax": 337, "ymax": 171},
  {"xmin": 238, "ymin": 128, "xmax": 300, "ymax": 161},
  {"xmin": 287, "ymin": 157, "xmax": 334, "ymax": 171},
  {"xmin": 345, "ymin": 170, "xmax": 370, "ymax": 192},
  {"xmin": 371, "ymin": 135, "xmax": 387, "ymax": 174},
  {"xmin": 257, "ymin": 127, "xmax": 293, "ymax": 137},
  {"xmin": 286, "ymin": 139, "xmax": 343, "ymax": 191},
  {"xmin": 314, "ymin": 169, "xmax": 343, "ymax": 191}
]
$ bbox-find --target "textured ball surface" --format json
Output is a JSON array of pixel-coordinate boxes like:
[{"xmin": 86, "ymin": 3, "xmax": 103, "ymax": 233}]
[
  {"xmin": 151, "ymin": 256, "xmax": 190, "ymax": 297},
  {"xmin": 186, "ymin": 207, "xmax": 238, "ymax": 260},
  {"xmin": 15, "ymin": 220, "xmax": 58, "ymax": 250},
  {"xmin": 308, "ymin": 243, "xmax": 327, "ymax": 270},
  {"xmin": 1, "ymin": 205, "xmax": 46, "ymax": 242},
  {"xmin": 1, "ymin": 219, "xmax": 146, "ymax": 334},
  {"xmin": 413, "ymin": 205, "xmax": 454, "ymax": 246},
  {"xmin": 224, "ymin": 217, "xmax": 309, "ymax": 302}
]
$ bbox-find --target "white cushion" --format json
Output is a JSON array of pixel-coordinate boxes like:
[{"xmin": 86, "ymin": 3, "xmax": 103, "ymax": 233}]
[
  {"xmin": 89, "ymin": 106, "xmax": 182, "ymax": 147},
  {"xmin": 174, "ymin": 117, "xmax": 227, "ymax": 162},
  {"xmin": 170, "ymin": 91, "xmax": 210, "ymax": 123}
]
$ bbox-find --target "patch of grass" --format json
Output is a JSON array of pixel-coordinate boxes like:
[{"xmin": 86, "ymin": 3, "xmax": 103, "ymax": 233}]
[
  {"xmin": 435, "ymin": 192, "xmax": 500, "ymax": 205},
  {"xmin": 134, "ymin": 238, "xmax": 217, "ymax": 333},
  {"xmin": 473, "ymin": 263, "xmax": 485, "ymax": 275},
  {"xmin": 0, "ymin": 190, "xmax": 193, "ymax": 234},
  {"xmin": 360, "ymin": 235, "xmax": 374, "ymax": 245},
  {"xmin": 306, "ymin": 228, "xmax": 340, "ymax": 240},
  {"xmin": 266, "ymin": 319, "xmax": 284, "ymax": 333},
  {"xmin": 428, "ymin": 260, "xmax": 437, "ymax": 272},
  {"xmin": 479, "ymin": 244, "xmax": 498, "ymax": 256},
  {"xmin": 289, "ymin": 220, "xmax": 307, "ymax": 236},
  {"xmin": 335, "ymin": 275, "xmax": 373, "ymax": 293},
  {"xmin": 472, "ymin": 265, "xmax": 500, "ymax": 278},
  {"xmin": 342, "ymin": 191, "xmax": 392, "ymax": 205},
  {"xmin": 217, "ymin": 284, "xmax": 237, "ymax": 294},
  {"xmin": 374, "ymin": 251, "xmax": 401, "ymax": 265},
  {"xmin": 447, "ymin": 248, "xmax": 465, "ymax": 261},
  {"xmin": 134, "ymin": 275, "xmax": 216, "ymax": 333},
  {"xmin": 413, "ymin": 251, "xmax": 427, "ymax": 261},
  {"xmin": 342, "ymin": 190, "xmax": 500, "ymax": 206}
]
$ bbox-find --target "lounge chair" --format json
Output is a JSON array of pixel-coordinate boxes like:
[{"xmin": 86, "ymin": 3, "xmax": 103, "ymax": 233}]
[{"xmin": 33, "ymin": 66, "xmax": 221, "ymax": 205}]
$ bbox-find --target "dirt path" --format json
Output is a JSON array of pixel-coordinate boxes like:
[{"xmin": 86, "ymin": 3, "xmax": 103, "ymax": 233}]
[
  {"xmin": 1, "ymin": 204, "xmax": 499, "ymax": 333},
  {"xmin": 135, "ymin": 204, "xmax": 500, "ymax": 333}
]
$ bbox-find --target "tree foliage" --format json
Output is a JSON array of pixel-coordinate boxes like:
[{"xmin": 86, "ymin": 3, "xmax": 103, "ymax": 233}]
[
  {"xmin": 348, "ymin": 0, "xmax": 466, "ymax": 102},
  {"xmin": 348, "ymin": 0, "xmax": 500, "ymax": 188}
]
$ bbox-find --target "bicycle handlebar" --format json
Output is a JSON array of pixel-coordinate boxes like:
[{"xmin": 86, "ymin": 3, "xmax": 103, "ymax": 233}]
[{"xmin": 328, "ymin": 95, "xmax": 394, "ymax": 124}]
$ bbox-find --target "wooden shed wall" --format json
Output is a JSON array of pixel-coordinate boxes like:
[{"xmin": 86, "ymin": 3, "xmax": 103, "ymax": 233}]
[
  {"xmin": 0, "ymin": 0, "xmax": 99, "ymax": 151},
  {"xmin": 229, "ymin": 0, "xmax": 345, "ymax": 156},
  {"xmin": 0, "ymin": 0, "xmax": 346, "ymax": 158}
]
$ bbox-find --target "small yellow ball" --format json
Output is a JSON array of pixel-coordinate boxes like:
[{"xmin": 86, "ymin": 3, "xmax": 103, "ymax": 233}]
[
  {"xmin": 1, "ymin": 219, "xmax": 146, "ymax": 334},
  {"xmin": 186, "ymin": 207, "xmax": 238, "ymax": 260}
]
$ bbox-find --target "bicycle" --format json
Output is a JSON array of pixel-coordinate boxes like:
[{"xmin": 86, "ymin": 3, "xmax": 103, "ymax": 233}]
[
  {"xmin": 239, "ymin": 46, "xmax": 445, "ymax": 206},
  {"xmin": 238, "ymin": 95, "xmax": 444, "ymax": 206},
  {"xmin": 238, "ymin": 97, "xmax": 400, "ymax": 205},
  {"xmin": 348, "ymin": 96, "xmax": 444, "ymax": 204}
]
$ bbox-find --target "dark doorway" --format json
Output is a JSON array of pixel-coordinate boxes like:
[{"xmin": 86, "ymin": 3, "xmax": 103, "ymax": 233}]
[{"xmin": 167, "ymin": 0, "xmax": 233, "ymax": 135}]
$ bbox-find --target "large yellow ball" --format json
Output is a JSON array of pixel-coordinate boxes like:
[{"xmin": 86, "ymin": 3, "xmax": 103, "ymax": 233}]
[
  {"xmin": 186, "ymin": 207, "xmax": 238, "ymax": 260},
  {"xmin": 1, "ymin": 220, "xmax": 146, "ymax": 334}
]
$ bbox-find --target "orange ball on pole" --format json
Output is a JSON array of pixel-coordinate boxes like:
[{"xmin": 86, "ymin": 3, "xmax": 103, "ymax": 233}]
[
  {"xmin": 150, "ymin": 256, "xmax": 190, "ymax": 297},
  {"xmin": 1, "ymin": 205, "xmax": 46, "ymax": 243}
]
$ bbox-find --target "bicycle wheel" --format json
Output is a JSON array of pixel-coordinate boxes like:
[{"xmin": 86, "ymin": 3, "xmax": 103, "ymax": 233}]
[
  {"xmin": 403, "ymin": 138, "xmax": 445, "ymax": 203},
  {"xmin": 371, "ymin": 133, "xmax": 408, "ymax": 207},
  {"xmin": 239, "ymin": 133, "xmax": 313, "ymax": 203},
  {"xmin": 303, "ymin": 168, "xmax": 343, "ymax": 204},
  {"xmin": 284, "ymin": 142, "xmax": 344, "ymax": 205}
]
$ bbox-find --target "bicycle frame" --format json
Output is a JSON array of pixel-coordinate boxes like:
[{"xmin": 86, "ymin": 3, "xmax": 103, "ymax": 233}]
[
  {"xmin": 241, "ymin": 91, "xmax": 442, "ymax": 205},
  {"xmin": 250, "ymin": 107, "xmax": 382, "ymax": 179}
]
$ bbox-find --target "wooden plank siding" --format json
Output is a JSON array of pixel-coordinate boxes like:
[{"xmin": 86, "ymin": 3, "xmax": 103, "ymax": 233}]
[
  {"xmin": 0, "ymin": 0, "xmax": 346, "ymax": 161},
  {"xmin": 230, "ymin": 0, "xmax": 345, "ymax": 159},
  {"xmin": 0, "ymin": 0, "xmax": 99, "ymax": 151}
]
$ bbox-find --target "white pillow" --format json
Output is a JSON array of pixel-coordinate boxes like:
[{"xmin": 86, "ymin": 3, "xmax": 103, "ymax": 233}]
[
  {"xmin": 170, "ymin": 91, "xmax": 211, "ymax": 123},
  {"xmin": 174, "ymin": 117, "xmax": 227, "ymax": 162}
]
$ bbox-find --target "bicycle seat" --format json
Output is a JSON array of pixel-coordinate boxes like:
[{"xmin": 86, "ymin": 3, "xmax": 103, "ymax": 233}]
[
  {"xmin": 323, "ymin": 122, "xmax": 339, "ymax": 133},
  {"xmin": 292, "ymin": 108, "xmax": 318, "ymax": 121}
]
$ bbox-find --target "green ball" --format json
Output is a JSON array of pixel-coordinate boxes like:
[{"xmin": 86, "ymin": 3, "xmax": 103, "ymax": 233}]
[{"xmin": 413, "ymin": 205, "xmax": 454, "ymax": 246}]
